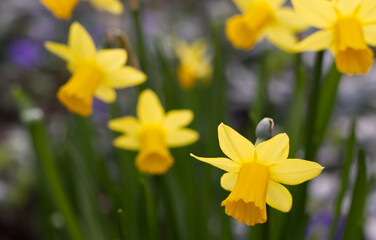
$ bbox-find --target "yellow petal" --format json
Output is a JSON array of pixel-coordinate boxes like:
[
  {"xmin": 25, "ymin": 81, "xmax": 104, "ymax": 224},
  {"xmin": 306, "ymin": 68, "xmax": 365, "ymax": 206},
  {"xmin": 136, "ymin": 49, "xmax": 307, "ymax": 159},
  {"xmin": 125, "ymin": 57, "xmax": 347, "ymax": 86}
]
[
  {"xmin": 265, "ymin": 27, "xmax": 298, "ymax": 52},
  {"xmin": 113, "ymin": 135, "xmax": 139, "ymax": 150},
  {"xmin": 137, "ymin": 90, "xmax": 165, "ymax": 124},
  {"xmin": 220, "ymin": 172, "xmax": 238, "ymax": 191},
  {"xmin": 166, "ymin": 129, "xmax": 199, "ymax": 148},
  {"xmin": 266, "ymin": 179, "xmax": 292, "ymax": 212},
  {"xmin": 190, "ymin": 154, "xmax": 240, "ymax": 172},
  {"xmin": 95, "ymin": 85, "xmax": 116, "ymax": 103},
  {"xmin": 295, "ymin": 30, "xmax": 333, "ymax": 51},
  {"xmin": 267, "ymin": 0, "xmax": 284, "ymax": 8},
  {"xmin": 105, "ymin": 67, "xmax": 146, "ymax": 88},
  {"xmin": 232, "ymin": 0, "xmax": 252, "ymax": 12},
  {"xmin": 358, "ymin": 0, "xmax": 376, "ymax": 24},
  {"xmin": 108, "ymin": 116, "xmax": 140, "ymax": 134},
  {"xmin": 269, "ymin": 159, "xmax": 324, "ymax": 185},
  {"xmin": 40, "ymin": 0, "xmax": 79, "ymax": 19},
  {"xmin": 256, "ymin": 133, "xmax": 289, "ymax": 165},
  {"xmin": 275, "ymin": 8, "xmax": 307, "ymax": 31},
  {"xmin": 336, "ymin": 0, "xmax": 360, "ymax": 15},
  {"xmin": 218, "ymin": 123, "xmax": 255, "ymax": 163},
  {"xmin": 291, "ymin": 0, "xmax": 336, "ymax": 28},
  {"xmin": 364, "ymin": 25, "xmax": 376, "ymax": 46},
  {"xmin": 68, "ymin": 22, "xmax": 96, "ymax": 59},
  {"xmin": 44, "ymin": 42, "xmax": 76, "ymax": 63},
  {"xmin": 96, "ymin": 49, "xmax": 127, "ymax": 71},
  {"xmin": 163, "ymin": 110, "xmax": 193, "ymax": 130},
  {"xmin": 89, "ymin": 0, "xmax": 124, "ymax": 14}
]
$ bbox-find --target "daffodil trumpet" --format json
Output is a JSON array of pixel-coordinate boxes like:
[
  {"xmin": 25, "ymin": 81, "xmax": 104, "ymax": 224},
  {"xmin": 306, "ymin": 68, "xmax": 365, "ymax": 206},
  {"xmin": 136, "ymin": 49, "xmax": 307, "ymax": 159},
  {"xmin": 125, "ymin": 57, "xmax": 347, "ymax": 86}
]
[{"xmin": 191, "ymin": 123, "xmax": 323, "ymax": 226}]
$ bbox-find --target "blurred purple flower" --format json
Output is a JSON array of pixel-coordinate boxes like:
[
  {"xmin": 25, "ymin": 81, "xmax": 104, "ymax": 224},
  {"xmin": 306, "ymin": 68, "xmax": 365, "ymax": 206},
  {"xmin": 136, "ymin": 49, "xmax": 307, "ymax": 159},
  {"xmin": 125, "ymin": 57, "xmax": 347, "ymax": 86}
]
[{"xmin": 6, "ymin": 38, "xmax": 42, "ymax": 70}]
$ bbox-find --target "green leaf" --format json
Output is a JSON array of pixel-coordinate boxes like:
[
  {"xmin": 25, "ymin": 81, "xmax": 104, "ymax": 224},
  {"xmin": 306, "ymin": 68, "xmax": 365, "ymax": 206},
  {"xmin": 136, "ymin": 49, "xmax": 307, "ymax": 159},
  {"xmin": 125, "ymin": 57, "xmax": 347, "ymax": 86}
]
[{"xmin": 342, "ymin": 148, "xmax": 367, "ymax": 240}]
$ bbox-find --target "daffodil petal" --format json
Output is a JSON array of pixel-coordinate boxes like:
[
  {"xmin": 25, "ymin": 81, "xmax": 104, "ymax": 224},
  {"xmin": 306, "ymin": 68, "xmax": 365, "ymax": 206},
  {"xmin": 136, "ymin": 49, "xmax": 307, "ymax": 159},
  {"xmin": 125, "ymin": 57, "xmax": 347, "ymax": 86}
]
[
  {"xmin": 220, "ymin": 172, "xmax": 238, "ymax": 191},
  {"xmin": 167, "ymin": 129, "xmax": 199, "ymax": 148},
  {"xmin": 275, "ymin": 8, "xmax": 307, "ymax": 31},
  {"xmin": 105, "ymin": 67, "xmax": 146, "ymax": 88},
  {"xmin": 96, "ymin": 49, "xmax": 127, "ymax": 70},
  {"xmin": 137, "ymin": 90, "xmax": 165, "ymax": 124},
  {"xmin": 89, "ymin": 0, "xmax": 124, "ymax": 14},
  {"xmin": 191, "ymin": 154, "xmax": 240, "ymax": 172},
  {"xmin": 163, "ymin": 110, "xmax": 193, "ymax": 130},
  {"xmin": 256, "ymin": 133, "xmax": 289, "ymax": 165},
  {"xmin": 95, "ymin": 85, "xmax": 116, "ymax": 103},
  {"xmin": 68, "ymin": 22, "xmax": 96, "ymax": 59},
  {"xmin": 108, "ymin": 116, "xmax": 140, "ymax": 134},
  {"xmin": 296, "ymin": 30, "xmax": 333, "ymax": 51},
  {"xmin": 336, "ymin": 0, "xmax": 360, "ymax": 15},
  {"xmin": 267, "ymin": 0, "xmax": 284, "ymax": 8},
  {"xmin": 364, "ymin": 25, "xmax": 376, "ymax": 46},
  {"xmin": 359, "ymin": 0, "xmax": 376, "ymax": 24},
  {"xmin": 45, "ymin": 42, "xmax": 76, "ymax": 63},
  {"xmin": 232, "ymin": 0, "xmax": 253, "ymax": 12},
  {"xmin": 269, "ymin": 159, "xmax": 324, "ymax": 185},
  {"xmin": 291, "ymin": 0, "xmax": 336, "ymax": 28},
  {"xmin": 218, "ymin": 123, "xmax": 255, "ymax": 163},
  {"xmin": 113, "ymin": 135, "xmax": 139, "ymax": 150},
  {"xmin": 266, "ymin": 179, "xmax": 292, "ymax": 212},
  {"xmin": 265, "ymin": 27, "xmax": 298, "ymax": 52}
]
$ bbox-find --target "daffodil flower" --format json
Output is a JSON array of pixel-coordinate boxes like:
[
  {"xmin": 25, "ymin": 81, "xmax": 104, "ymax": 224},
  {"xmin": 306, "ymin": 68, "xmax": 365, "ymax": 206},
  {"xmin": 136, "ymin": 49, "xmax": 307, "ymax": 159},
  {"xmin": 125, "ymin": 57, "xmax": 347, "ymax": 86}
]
[
  {"xmin": 226, "ymin": 0, "xmax": 307, "ymax": 51},
  {"xmin": 191, "ymin": 123, "xmax": 323, "ymax": 226},
  {"xmin": 40, "ymin": 0, "xmax": 123, "ymax": 19},
  {"xmin": 174, "ymin": 39, "xmax": 212, "ymax": 90},
  {"xmin": 45, "ymin": 22, "xmax": 146, "ymax": 116},
  {"xmin": 108, "ymin": 90, "xmax": 199, "ymax": 175},
  {"xmin": 293, "ymin": 0, "xmax": 376, "ymax": 74}
]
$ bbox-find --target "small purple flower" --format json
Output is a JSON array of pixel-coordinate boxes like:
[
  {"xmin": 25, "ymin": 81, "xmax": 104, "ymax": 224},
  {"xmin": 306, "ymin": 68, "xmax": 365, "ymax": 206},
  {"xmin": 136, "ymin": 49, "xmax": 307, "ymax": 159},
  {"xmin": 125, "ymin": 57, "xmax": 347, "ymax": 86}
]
[{"xmin": 6, "ymin": 38, "xmax": 42, "ymax": 70}]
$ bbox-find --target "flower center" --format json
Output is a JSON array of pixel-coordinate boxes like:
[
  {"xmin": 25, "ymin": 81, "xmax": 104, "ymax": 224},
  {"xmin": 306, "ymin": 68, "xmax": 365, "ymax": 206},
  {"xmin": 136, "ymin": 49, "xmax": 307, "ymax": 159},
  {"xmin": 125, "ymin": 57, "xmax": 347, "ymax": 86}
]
[
  {"xmin": 333, "ymin": 17, "xmax": 373, "ymax": 74},
  {"xmin": 135, "ymin": 126, "xmax": 174, "ymax": 175},
  {"xmin": 221, "ymin": 162, "xmax": 269, "ymax": 226},
  {"xmin": 225, "ymin": 1, "xmax": 274, "ymax": 49},
  {"xmin": 57, "ymin": 64, "xmax": 102, "ymax": 116}
]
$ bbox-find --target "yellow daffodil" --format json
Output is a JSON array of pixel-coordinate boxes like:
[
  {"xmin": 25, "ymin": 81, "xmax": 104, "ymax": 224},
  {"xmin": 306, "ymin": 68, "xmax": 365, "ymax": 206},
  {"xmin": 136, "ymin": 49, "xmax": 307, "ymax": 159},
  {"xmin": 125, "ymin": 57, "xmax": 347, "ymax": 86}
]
[
  {"xmin": 191, "ymin": 123, "xmax": 323, "ymax": 226},
  {"xmin": 41, "ymin": 0, "xmax": 123, "ymax": 19},
  {"xmin": 174, "ymin": 39, "xmax": 212, "ymax": 90},
  {"xmin": 108, "ymin": 89, "xmax": 199, "ymax": 175},
  {"xmin": 293, "ymin": 0, "xmax": 376, "ymax": 74},
  {"xmin": 226, "ymin": 0, "xmax": 307, "ymax": 51},
  {"xmin": 45, "ymin": 22, "xmax": 146, "ymax": 116}
]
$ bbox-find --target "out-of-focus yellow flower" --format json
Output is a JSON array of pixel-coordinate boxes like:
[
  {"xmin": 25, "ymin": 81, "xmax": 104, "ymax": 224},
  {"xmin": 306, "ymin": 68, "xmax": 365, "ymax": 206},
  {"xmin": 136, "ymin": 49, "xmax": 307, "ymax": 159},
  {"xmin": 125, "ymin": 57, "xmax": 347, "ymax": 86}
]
[
  {"xmin": 293, "ymin": 0, "xmax": 376, "ymax": 74},
  {"xmin": 108, "ymin": 89, "xmax": 199, "ymax": 175},
  {"xmin": 174, "ymin": 39, "xmax": 212, "ymax": 90},
  {"xmin": 45, "ymin": 22, "xmax": 146, "ymax": 116},
  {"xmin": 40, "ymin": 0, "xmax": 123, "ymax": 19},
  {"xmin": 191, "ymin": 123, "xmax": 323, "ymax": 226},
  {"xmin": 225, "ymin": 0, "xmax": 307, "ymax": 51}
]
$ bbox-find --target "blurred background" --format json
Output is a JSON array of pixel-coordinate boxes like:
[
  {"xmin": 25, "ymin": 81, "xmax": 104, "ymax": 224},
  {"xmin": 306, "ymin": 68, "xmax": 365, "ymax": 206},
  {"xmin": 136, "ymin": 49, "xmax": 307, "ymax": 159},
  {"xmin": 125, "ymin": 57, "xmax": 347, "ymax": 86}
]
[{"xmin": 0, "ymin": 0, "xmax": 376, "ymax": 239}]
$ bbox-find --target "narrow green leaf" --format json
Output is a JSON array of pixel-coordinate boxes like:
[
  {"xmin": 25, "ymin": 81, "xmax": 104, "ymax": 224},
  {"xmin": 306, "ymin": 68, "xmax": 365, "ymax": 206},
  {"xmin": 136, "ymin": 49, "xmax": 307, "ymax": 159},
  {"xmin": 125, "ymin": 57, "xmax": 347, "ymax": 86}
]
[
  {"xmin": 330, "ymin": 119, "xmax": 357, "ymax": 239},
  {"xmin": 342, "ymin": 148, "xmax": 367, "ymax": 240}
]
